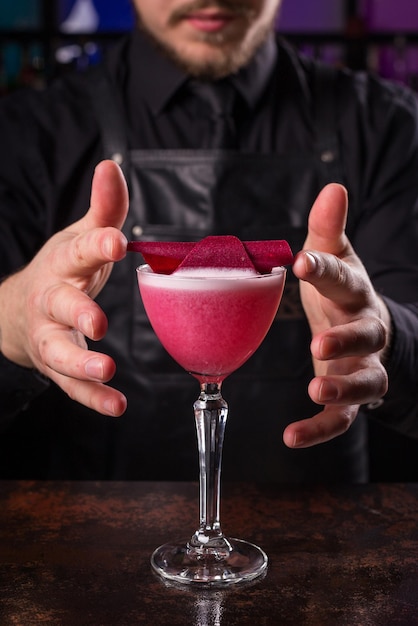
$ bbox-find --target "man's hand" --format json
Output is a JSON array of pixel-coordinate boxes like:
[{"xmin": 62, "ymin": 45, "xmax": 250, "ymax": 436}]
[
  {"xmin": 283, "ymin": 183, "xmax": 390, "ymax": 448},
  {"xmin": 0, "ymin": 160, "xmax": 129, "ymax": 416}
]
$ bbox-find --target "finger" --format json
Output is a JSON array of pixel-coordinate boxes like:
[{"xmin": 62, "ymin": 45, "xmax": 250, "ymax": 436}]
[
  {"xmin": 83, "ymin": 159, "xmax": 129, "ymax": 230},
  {"xmin": 293, "ymin": 250, "xmax": 364, "ymax": 309},
  {"xmin": 49, "ymin": 370, "xmax": 127, "ymax": 417},
  {"xmin": 39, "ymin": 283, "xmax": 108, "ymax": 341},
  {"xmin": 304, "ymin": 183, "xmax": 349, "ymax": 255},
  {"xmin": 308, "ymin": 362, "xmax": 388, "ymax": 405},
  {"xmin": 311, "ymin": 318, "xmax": 388, "ymax": 360},
  {"xmin": 58, "ymin": 226, "xmax": 127, "ymax": 280},
  {"xmin": 283, "ymin": 404, "xmax": 359, "ymax": 448},
  {"xmin": 37, "ymin": 328, "xmax": 117, "ymax": 383},
  {"xmin": 36, "ymin": 328, "xmax": 127, "ymax": 416}
]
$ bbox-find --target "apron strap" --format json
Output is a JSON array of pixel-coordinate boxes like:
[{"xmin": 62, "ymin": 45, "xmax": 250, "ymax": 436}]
[
  {"xmin": 313, "ymin": 62, "xmax": 345, "ymax": 188},
  {"xmin": 84, "ymin": 65, "xmax": 131, "ymax": 184},
  {"xmin": 85, "ymin": 55, "xmax": 345, "ymax": 224}
]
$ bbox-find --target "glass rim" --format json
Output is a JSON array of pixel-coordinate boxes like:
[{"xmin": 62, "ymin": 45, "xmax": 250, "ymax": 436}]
[{"xmin": 136, "ymin": 263, "xmax": 286, "ymax": 282}]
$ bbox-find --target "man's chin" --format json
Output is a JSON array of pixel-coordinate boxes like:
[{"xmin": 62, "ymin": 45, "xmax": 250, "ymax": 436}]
[
  {"xmin": 138, "ymin": 20, "xmax": 270, "ymax": 79},
  {"xmin": 167, "ymin": 42, "xmax": 247, "ymax": 79}
]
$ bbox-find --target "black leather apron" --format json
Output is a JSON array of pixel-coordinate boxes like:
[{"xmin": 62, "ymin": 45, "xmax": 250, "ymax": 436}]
[{"xmin": 90, "ymin": 59, "xmax": 368, "ymax": 483}]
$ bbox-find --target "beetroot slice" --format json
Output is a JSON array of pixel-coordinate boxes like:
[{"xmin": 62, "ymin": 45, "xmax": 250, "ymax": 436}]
[
  {"xmin": 176, "ymin": 235, "xmax": 254, "ymax": 271},
  {"xmin": 127, "ymin": 237, "xmax": 293, "ymax": 274},
  {"xmin": 127, "ymin": 241, "xmax": 194, "ymax": 274},
  {"xmin": 244, "ymin": 240, "xmax": 293, "ymax": 273}
]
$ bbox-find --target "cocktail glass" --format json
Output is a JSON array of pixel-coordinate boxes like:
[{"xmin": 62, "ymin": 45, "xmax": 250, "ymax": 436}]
[{"xmin": 136, "ymin": 263, "xmax": 286, "ymax": 585}]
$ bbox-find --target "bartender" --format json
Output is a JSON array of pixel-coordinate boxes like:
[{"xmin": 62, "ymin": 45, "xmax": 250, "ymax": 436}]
[{"xmin": 0, "ymin": 0, "xmax": 417, "ymax": 482}]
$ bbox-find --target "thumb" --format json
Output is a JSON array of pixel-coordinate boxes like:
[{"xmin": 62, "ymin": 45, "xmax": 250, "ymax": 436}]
[
  {"xmin": 82, "ymin": 159, "xmax": 129, "ymax": 231},
  {"xmin": 304, "ymin": 183, "xmax": 349, "ymax": 256}
]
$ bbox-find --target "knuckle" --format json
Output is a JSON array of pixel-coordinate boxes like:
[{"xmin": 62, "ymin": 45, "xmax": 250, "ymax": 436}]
[
  {"xmin": 72, "ymin": 234, "xmax": 88, "ymax": 266},
  {"xmin": 71, "ymin": 328, "xmax": 88, "ymax": 349},
  {"xmin": 378, "ymin": 366, "xmax": 389, "ymax": 397},
  {"xmin": 374, "ymin": 317, "xmax": 388, "ymax": 351},
  {"xmin": 38, "ymin": 335, "xmax": 48, "ymax": 359},
  {"xmin": 356, "ymin": 315, "xmax": 388, "ymax": 353},
  {"xmin": 334, "ymin": 257, "xmax": 347, "ymax": 286},
  {"xmin": 42, "ymin": 283, "xmax": 62, "ymax": 318},
  {"xmin": 64, "ymin": 377, "xmax": 79, "ymax": 402},
  {"xmin": 337, "ymin": 407, "xmax": 354, "ymax": 434},
  {"xmin": 313, "ymin": 407, "xmax": 353, "ymax": 443},
  {"xmin": 366, "ymin": 318, "xmax": 388, "ymax": 352},
  {"xmin": 36, "ymin": 337, "xmax": 59, "ymax": 373}
]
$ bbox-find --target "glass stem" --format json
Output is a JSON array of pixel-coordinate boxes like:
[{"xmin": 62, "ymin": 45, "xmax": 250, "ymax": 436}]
[{"xmin": 189, "ymin": 382, "xmax": 230, "ymax": 554}]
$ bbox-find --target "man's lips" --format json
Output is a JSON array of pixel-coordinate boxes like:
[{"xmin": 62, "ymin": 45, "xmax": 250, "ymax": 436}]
[{"xmin": 185, "ymin": 10, "xmax": 236, "ymax": 32}]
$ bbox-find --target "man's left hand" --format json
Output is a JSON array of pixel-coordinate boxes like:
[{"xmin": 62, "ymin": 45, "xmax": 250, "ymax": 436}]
[{"xmin": 284, "ymin": 183, "xmax": 390, "ymax": 448}]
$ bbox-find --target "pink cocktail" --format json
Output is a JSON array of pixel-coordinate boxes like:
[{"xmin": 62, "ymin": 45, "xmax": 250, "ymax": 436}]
[
  {"xmin": 136, "ymin": 261, "xmax": 286, "ymax": 586},
  {"xmin": 138, "ymin": 266, "xmax": 285, "ymax": 383}
]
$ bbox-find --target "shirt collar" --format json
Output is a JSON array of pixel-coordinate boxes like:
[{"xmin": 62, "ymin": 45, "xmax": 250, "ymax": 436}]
[
  {"xmin": 229, "ymin": 33, "xmax": 277, "ymax": 109},
  {"xmin": 129, "ymin": 28, "xmax": 278, "ymax": 115}
]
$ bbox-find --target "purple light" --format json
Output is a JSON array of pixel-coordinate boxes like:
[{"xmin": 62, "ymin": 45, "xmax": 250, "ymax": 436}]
[{"xmin": 276, "ymin": 0, "xmax": 345, "ymax": 33}]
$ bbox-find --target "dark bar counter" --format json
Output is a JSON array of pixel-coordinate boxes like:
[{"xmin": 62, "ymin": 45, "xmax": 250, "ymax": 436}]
[{"xmin": 0, "ymin": 481, "xmax": 417, "ymax": 625}]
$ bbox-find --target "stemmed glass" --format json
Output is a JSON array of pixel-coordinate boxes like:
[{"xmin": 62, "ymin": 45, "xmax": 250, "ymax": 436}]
[{"xmin": 136, "ymin": 263, "xmax": 286, "ymax": 585}]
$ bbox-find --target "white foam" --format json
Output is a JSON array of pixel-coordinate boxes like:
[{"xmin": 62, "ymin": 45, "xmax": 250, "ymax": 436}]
[
  {"xmin": 173, "ymin": 267, "xmax": 258, "ymax": 278},
  {"xmin": 138, "ymin": 264, "xmax": 285, "ymax": 293}
]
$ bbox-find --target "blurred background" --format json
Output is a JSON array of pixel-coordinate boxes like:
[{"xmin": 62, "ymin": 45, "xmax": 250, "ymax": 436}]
[
  {"xmin": 1, "ymin": 0, "xmax": 418, "ymax": 95},
  {"xmin": 1, "ymin": 0, "xmax": 418, "ymax": 482}
]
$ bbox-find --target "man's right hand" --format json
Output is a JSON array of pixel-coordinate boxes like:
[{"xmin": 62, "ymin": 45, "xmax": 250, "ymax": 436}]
[{"xmin": 0, "ymin": 160, "xmax": 129, "ymax": 416}]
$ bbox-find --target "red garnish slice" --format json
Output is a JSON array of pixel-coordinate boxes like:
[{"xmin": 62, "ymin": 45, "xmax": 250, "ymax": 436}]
[
  {"xmin": 176, "ymin": 235, "xmax": 254, "ymax": 271},
  {"xmin": 127, "ymin": 237, "xmax": 293, "ymax": 274},
  {"xmin": 127, "ymin": 241, "xmax": 194, "ymax": 274},
  {"xmin": 243, "ymin": 240, "xmax": 293, "ymax": 274}
]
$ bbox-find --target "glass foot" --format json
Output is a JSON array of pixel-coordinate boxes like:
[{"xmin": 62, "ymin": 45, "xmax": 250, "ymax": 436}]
[{"xmin": 151, "ymin": 537, "xmax": 268, "ymax": 586}]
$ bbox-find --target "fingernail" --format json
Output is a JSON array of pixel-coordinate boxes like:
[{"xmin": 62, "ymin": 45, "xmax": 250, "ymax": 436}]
[
  {"xmin": 103, "ymin": 397, "xmax": 126, "ymax": 417},
  {"xmin": 321, "ymin": 336, "xmax": 341, "ymax": 359},
  {"xmin": 103, "ymin": 399, "xmax": 115, "ymax": 415},
  {"xmin": 318, "ymin": 381, "xmax": 339, "ymax": 403},
  {"xmin": 85, "ymin": 357, "xmax": 104, "ymax": 379},
  {"xmin": 305, "ymin": 252, "xmax": 317, "ymax": 273},
  {"xmin": 78, "ymin": 313, "xmax": 93, "ymax": 337},
  {"xmin": 292, "ymin": 432, "xmax": 305, "ymax": 447},
  {"xmin": 104, "ymin": 237, "xmax": 115, "ymax": 258}
]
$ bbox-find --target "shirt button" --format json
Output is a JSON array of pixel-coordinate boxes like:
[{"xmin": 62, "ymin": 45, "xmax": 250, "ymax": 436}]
[
  {"xmin": 321, "ymin": 150, "xmax": 336, "ymax": 163},
  {"xmin": 111, "ymin": 152, "xmax": 124, "ymax": 165},
  {"xmin": 366, "ymin": 399, "xmax": 385, "ymax": 410},
  {"xmin": 132, "ymin": 225, "xmax": 143, "ymax": 237}
]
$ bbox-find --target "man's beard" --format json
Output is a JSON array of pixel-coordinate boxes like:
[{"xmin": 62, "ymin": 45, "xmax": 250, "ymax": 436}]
[{"xmin": 136, "ymin": 1, "xmax": 275, "ymax": 79}]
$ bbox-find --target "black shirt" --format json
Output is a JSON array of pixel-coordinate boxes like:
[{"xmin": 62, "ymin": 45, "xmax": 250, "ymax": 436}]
[
  {"xmin": 0, "ymin": 29, "xmax": 418, "ymax": 482},
  {"xmin": 123, "ymin": 29, "xmax": 278, "ymax": 150}
]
